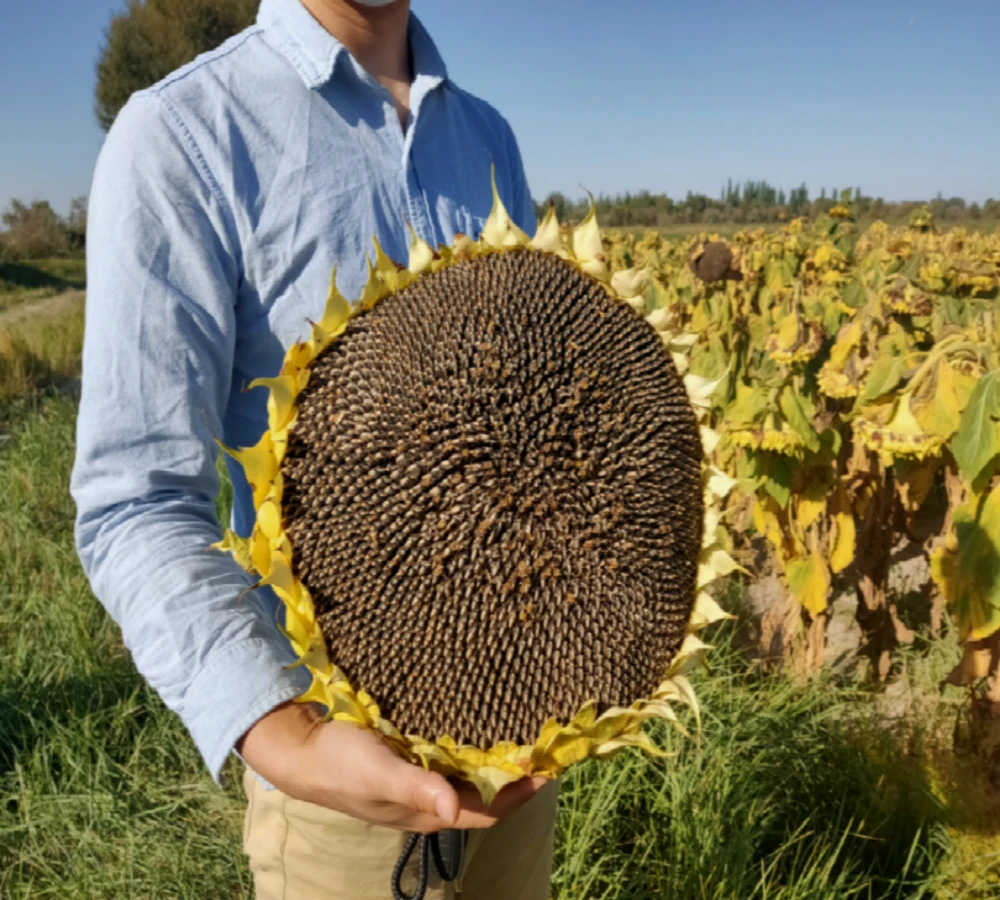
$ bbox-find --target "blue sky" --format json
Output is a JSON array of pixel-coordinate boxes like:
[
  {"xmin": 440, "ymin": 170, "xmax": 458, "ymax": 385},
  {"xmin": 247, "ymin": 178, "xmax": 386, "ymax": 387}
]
[{"xmin": 1, "ymin": 0, "xmax": 998, "ymax": 217}]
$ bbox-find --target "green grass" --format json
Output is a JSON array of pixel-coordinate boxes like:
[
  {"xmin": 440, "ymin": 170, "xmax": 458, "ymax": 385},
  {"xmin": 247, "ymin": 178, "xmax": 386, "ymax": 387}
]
[
  {"xmin": 0, "ymin": 259, "xmax": 86, "ymax": 312},
  {"xmin": 1, "ymin": 396, "xmax": 997, "ymax": 898}
]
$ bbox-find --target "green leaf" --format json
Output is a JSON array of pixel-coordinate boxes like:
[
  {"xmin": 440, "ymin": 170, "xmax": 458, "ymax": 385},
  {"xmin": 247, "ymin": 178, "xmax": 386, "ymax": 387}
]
[
  {"xmin": 901, "ymin": 251, "xmax": 925, "ymax": 282},
  {"xmin": 783, "ymin": 250, "xmax": 803, "ymax": 276},
  {"xmin": 836, "ymin": 231, "xmax": 859, "ymax": 259},
  {"xmin": 762, "ymin": 455, "xmax": 794, "ymax": 509},
  {"xmin": 765, "ymin": 258, "xmax": 793, "ymax": 293},
  {"xmin": 725, "ymin": 382, "xmax": 769, "ymax": 428},
  {"xmin": 821, "ymin": 299, "xmax": 844, "ymax": 336},
  {"xmin": 950, "ymin": 371, "xmax": 1000, "ymax": 484},
  {"xmin": 855, "ymin": 354, "xmax": 906, "ymax": 408},
  {"xmin": 841, "ymin": 279, "xmax": 867, "ymax": 310},
  {"xmin": 779, "ymin": 386, "xmax": 821, "ymax": 452},
  {"xmin": 938, "ymin": 295, "xmax": 970, "ymax": 328},
  {"xmin": 748, "ymin": 314, "xmax": 770, "ymax": 348},
  {"xmin": 813, "ymin": 213, "xmax": 835, "ymax": 237},
  {"xmin": 820, "ymin": 426, "xmax": 843, "ymax": 459}
]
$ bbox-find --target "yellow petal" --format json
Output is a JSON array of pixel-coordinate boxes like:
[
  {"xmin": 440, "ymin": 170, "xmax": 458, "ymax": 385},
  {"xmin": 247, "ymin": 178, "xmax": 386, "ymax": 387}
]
[
  {"xmin": 684, "ymin": 372, "xmax": 724, "ymax": 410},
  {"xmin": 319, "ymin": 269, "xmax": 352, "ymax": 335},
  {"xmin": 371, "ymin": 237, "xmax": 404, "ymax": 292},
  {"xmin": 571, "ymin": 200, "xmax": 603, "ymax": 263},
  {"xmin": 247, "ymin": 375, "xmax": 299, "ymax": 434},
  {"xmin": 209, "ymin": 528, "xmax": 253, "ymax": 571},
  {"xmin": 407, "ymin": 226, "xmax": 436, "ymax": 274},
  {"xmin": 610, "ymin": 266, "xmax": 650, "ymax": 300},
  {"xmin": 249, "ymin": 527, "xmax": 273, "ymax": 576},
  {"xmin": 700, "ymin": 426, "xmax": 721, "ymax": 456},
  {"xmin": 690, "ymin": 591, "xmax": 735, "ymax": 628},
  {"xmin": 530, "ymin": 205, "xmax": 562, "ymax": 253},
  {"xmin": 666, "ymin": 635, "xmax": 713, "ymax": 676},
  {"xmin": 705, "ymin": 465, "xmax": 737, "ymax": 498},
  {"xmin": 218, "ymin": 432, "xmax": 277, "ymax": 511},
  {"xmin": 645, "ymin": 308, "xmax": 672, "ymax": 331},
  {"xmin": 481, "ymin": 164, "xmax": 530, "ymax": 248},
  {"xmin": 256, "ymin": 499, "xmax": 283, "ymax": 542},
  {"xmin": 357, "ymin": 253, "xmax": 390, "ymax": 309}
]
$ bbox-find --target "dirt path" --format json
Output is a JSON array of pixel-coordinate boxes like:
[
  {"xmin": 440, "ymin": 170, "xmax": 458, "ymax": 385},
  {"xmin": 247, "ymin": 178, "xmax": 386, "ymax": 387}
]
[{"xmin": 0, "ymin": 289, "xmax": 85, "ymax": 330}]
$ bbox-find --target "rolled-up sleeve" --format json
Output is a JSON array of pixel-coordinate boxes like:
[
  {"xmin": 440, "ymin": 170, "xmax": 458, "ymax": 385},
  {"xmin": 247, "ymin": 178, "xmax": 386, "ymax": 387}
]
[{"xmin": 70, "ymin": 94, "xmax": 310, "ymax": 782}]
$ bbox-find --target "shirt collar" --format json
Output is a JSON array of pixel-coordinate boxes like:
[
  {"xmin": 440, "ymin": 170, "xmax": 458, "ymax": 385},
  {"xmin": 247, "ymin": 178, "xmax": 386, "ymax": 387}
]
[{"xmin": 258, "ymin": 0, "xmax": 448, "ymax": 93}]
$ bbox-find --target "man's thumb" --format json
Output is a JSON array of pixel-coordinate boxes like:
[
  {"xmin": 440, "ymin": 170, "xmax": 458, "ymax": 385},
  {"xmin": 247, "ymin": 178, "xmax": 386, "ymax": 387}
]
[{"xmin": 397, "ymin": 766, "xmax": 459, "ymax": 824}]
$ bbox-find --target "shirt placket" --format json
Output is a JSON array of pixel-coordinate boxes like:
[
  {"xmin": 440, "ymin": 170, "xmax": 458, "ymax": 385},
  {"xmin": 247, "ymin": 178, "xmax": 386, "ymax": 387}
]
[{"xmin": 399, "ymin": 77, "xmax": 440, "ymax": 249}]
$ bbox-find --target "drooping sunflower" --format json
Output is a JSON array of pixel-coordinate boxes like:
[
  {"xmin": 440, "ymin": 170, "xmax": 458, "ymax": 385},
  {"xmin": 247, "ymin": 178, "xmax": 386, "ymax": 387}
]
[
  {"xmin": 853, "ymin": 393, "xmax": 946, "ymax": 462},
  {"xmin": 213, "ymin": 176, "xmax": 736, "ymax": 803}
]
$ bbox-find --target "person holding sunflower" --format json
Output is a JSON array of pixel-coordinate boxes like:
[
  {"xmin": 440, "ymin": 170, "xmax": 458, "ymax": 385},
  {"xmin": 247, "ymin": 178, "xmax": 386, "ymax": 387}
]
[{"xmin": 72, "ymin": 1, "xmax": 557, "ymax": 897}]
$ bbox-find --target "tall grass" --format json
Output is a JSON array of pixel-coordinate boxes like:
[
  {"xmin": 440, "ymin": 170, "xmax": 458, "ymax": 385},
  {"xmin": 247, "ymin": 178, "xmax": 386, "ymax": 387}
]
[
  {"xmin": 553, "ymin": 634, "xmax": 951, "ymax": 899},
  {"xmin": 0, "ymin": 396, "xmax": 251, "ymax": 899},
  {"xmin": 0, "ymin": 294, "xmax": 84, "ymax": 403}
]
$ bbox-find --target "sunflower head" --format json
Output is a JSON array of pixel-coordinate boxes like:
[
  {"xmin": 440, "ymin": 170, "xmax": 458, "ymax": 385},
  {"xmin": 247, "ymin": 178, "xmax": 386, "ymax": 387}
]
[
  {"xmin": 883, "ymin": 276, "xmax": 933, "ymax": 316},
  {"xmin": 729, "ymin": 413, "xmax": 809, "ymax": 459},
  {"xmin": 214, "ymin": 174, "xmax": 735, "ymax": 802},
  {"xmin": 853, "ymin": 394, "xmax": 945, "ymax": 462},
  {"xmin": 766, "ymin": 309, "xmax": 824, "ymax": 365}
]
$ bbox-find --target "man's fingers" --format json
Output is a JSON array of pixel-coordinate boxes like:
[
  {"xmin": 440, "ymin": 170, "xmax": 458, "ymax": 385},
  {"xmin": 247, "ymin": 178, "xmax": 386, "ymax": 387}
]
[
  {"xmin": 483, "ymin": 776, "xmax": 551, "ymax": 820},
  {"xmin": 450, "ymin": 776, "xmax": 552, "ymax": 829}
]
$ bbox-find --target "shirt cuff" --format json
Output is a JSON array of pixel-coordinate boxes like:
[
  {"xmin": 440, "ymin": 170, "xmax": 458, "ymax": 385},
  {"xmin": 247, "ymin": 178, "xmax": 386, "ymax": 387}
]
[{"xmin": 183, "ymin": 635, "xmax": 314, "ymax": 784}]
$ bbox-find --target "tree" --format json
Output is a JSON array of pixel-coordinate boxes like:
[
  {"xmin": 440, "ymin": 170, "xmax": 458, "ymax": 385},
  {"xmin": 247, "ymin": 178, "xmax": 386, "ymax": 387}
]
[
  {"xmin": 95, "ymin": 0, "xmax": 259, "ymax": 130},
  {"xmin": 537, "ymin": 192, "xmax": 569, "ymax": 222},
  {"xmin": 0, "ymin": 200, "xmax": 69, "ymax": 260},
  {"xmin": 66, "ymin": 197, "xmax": 88, "ymax": 251}
]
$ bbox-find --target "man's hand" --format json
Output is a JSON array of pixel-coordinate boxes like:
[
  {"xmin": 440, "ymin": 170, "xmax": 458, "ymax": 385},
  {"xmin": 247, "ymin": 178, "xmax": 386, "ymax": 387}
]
[{"xmin": 237, "ymin": 701, "xmax": 550, "ymax": 834}]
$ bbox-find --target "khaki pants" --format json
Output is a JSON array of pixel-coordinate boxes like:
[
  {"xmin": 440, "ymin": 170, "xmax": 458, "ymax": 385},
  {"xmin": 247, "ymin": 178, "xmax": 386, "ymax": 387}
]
[{"xmin": 242, "ymin": 767, "xmax": 559, "ymax": 899}]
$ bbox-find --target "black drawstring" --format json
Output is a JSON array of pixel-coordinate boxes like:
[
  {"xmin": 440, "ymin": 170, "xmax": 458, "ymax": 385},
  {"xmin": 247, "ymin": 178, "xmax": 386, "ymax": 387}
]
[{"xmin": 391, "ymin": 829, "xmax": 467, "ymax": 900}]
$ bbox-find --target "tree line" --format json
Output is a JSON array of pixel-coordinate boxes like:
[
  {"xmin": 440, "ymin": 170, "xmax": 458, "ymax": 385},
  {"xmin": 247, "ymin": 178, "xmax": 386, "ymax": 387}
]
[
  {"xmin": 535, "ymin": 185, "xmax": 1000, "ymax": 229},
  {"xmin": 0, "ymin": 199, "xmax": 88, "ymax": 261}
]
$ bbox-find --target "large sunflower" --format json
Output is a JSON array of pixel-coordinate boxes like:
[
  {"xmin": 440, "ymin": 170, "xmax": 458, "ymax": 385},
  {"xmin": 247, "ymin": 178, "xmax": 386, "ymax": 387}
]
[{"xmin": 213, "ymin": 177, "xmax": 735, "ymax": 803}]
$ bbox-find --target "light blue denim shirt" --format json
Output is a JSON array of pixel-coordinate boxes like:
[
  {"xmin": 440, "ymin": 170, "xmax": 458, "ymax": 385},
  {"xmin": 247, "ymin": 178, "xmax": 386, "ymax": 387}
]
[{"xmin": 71, "ymin": 0, "xmax": 536, "ymax": 782}]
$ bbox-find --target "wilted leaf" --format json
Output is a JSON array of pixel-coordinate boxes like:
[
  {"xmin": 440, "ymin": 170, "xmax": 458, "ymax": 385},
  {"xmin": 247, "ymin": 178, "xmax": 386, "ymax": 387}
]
[
  {"xmin": 796, "ymin": 484, "xmax": 827, "ymax": 532},
  {"xmin": 766, "ymin": 258, "xmax": 794, "ymax": 293},
  {"xmin": 785, "ymin": 552, "xmax": 831, "ymax": 616},
  {"xmin": 830, "ymin": 513, "xmax": 856, "ymax": 574},
  {"xmin": 855, "ymin": 353, "xmax": 906, "ymax": 408},
  {"xmin": 725, "ymin": 382, "xmax": 769, "ymax": 428},
  {"xmin": 930, "ymin": 485, "xmax": 1000, "ymax": 641},
  {"xmin": 779, "ymin": 386, "xmax": 821, "ymax": 452},
  {"xmin": 894, "ymin": 458, "xmax": 940, "ymax": 512}
]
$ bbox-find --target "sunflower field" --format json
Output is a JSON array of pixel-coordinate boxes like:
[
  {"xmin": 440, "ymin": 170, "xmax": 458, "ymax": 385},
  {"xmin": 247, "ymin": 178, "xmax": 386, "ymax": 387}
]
[{"xmin": 600, "ymin": 202, "xmax": 1000, "ymax": 694}]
